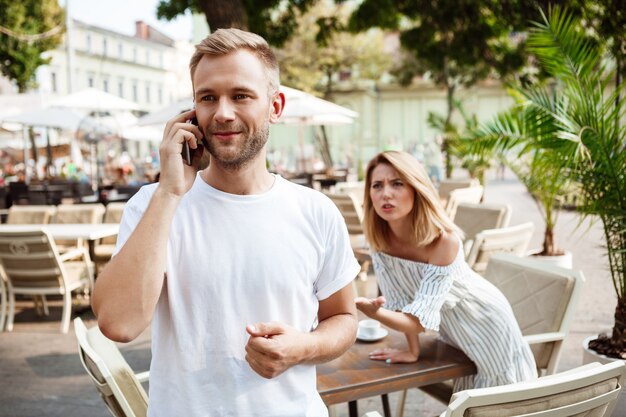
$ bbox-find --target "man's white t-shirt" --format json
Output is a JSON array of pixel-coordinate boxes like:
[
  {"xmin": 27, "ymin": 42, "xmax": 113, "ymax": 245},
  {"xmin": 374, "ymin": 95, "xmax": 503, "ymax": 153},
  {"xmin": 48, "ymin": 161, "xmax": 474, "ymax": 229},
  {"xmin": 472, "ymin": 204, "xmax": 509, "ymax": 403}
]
[{"xmin": 114, "ymin": 173, "xmax": 360, "ymax": 417}]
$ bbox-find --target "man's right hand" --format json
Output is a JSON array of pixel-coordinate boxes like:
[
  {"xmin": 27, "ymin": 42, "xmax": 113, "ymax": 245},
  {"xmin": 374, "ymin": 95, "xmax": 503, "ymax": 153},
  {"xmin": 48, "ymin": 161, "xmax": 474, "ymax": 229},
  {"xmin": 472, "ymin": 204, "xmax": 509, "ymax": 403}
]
[{"xmin": 158, "ymin": 109, "xmax": 205, "ymax": 197}]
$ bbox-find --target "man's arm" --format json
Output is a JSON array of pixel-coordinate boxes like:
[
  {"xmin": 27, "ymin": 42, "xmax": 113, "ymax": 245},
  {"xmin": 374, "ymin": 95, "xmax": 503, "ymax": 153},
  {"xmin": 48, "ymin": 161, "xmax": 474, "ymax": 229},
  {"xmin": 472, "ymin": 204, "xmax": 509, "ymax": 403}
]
[
  {"xmin": 245, "ymin": 283, "xmax": 357, "ymax": 379},
  {"xmin": 91, "ymin": 189, "xmax": 180, "ymax": 342},
  {"xmin": 92, "ymin": 109, "xmax": 204, "ymax": 343}
]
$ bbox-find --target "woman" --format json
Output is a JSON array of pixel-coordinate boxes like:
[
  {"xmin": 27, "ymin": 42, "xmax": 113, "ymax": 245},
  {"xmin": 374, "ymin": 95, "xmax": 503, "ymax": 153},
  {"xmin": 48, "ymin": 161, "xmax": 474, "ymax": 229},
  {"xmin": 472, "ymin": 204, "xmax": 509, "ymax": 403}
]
[{"xmin": 356, "ymin": 150, "xmax": 537, "ymax": 391}]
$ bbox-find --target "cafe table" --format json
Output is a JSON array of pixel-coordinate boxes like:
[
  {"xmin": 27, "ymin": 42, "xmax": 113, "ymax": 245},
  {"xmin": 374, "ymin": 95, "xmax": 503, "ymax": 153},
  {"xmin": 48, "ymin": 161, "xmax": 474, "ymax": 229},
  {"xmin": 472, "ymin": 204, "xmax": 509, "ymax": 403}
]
[
  {"xmin": 0, "ymin": 223, "xmax": 119, "ymax": 264},
  {"xmin": 317, "ymin": 328, "xmax": 476, "ymax": 417}
]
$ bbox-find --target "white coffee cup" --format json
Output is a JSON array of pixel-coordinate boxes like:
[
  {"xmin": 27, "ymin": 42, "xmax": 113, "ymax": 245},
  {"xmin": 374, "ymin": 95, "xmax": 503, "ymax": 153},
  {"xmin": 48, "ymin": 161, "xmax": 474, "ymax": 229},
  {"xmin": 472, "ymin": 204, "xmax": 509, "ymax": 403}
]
[{"xmin": 358, "ymin": 319, "xmax": 381, "ymax": 338}]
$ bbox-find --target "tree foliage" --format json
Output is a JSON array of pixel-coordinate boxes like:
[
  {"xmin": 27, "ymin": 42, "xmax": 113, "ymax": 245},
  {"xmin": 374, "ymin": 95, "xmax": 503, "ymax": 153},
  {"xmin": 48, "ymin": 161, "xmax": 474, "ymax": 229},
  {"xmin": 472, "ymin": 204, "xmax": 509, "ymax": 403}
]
[
  {"xmin": 0, "ymin": 0, "xmax": 64, "ymax": 92},
  {"xmin": 157, "ymin": 0, "xmax": 318, "ymax": 46},
  {"xmin": 276, "ymin": 2, "xmax": 391, "ymax": 98}
]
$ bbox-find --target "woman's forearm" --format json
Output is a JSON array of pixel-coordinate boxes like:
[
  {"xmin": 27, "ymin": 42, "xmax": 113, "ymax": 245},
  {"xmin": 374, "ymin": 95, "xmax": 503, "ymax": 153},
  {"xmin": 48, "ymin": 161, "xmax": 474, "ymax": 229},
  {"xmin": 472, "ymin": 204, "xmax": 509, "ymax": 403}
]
[{"xmin": 371, "ymin": 308, "xmax": 424, "ymax": 335}]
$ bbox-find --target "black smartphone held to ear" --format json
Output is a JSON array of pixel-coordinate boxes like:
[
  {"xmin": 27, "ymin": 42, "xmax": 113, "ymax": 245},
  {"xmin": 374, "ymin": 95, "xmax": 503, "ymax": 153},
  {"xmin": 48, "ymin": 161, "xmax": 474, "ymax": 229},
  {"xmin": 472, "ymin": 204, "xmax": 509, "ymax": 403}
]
[{"xmin": 181, "ymin": 117, "xmax": 199, "ymax": 166}]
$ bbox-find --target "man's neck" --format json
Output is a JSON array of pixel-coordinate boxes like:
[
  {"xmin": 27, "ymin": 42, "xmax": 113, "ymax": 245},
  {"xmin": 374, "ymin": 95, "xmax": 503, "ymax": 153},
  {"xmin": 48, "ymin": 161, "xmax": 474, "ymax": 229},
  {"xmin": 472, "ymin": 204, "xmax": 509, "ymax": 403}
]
[{"xmin": 200, "ymin": 155, "xmax": 274, "ymax": 195}]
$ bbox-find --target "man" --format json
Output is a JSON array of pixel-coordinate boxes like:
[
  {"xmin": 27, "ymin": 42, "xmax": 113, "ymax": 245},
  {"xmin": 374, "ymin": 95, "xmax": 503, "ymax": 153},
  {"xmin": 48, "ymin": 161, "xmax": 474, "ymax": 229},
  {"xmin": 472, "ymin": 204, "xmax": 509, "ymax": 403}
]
[{"xmin": 92, "ymin": 28, "xmax": 360, "ymax": 416}]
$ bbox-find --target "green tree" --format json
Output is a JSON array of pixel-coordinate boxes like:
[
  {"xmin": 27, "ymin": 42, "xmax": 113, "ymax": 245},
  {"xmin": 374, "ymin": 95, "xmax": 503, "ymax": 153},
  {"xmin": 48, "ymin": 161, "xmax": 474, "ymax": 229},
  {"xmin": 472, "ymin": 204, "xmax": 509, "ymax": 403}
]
[
  {"xmin": 0, "ymin": 0, "xmax": 64, "ymax": 92},
  {"xmin": 276, "ymin": 2, "xmax": 391, "ymax": 99},
  {"xmin": 347, "ymin": 0, "xmax": 575, "ymax": 178},
  {"xmin": 156, "ymin": 0, "xmax": 318, "ymax": 46}
]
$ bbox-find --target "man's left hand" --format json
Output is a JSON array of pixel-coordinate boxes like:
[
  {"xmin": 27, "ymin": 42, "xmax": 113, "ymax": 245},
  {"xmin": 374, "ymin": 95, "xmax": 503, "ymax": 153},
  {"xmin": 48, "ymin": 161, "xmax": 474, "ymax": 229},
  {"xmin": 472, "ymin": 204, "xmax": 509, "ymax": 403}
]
[{"xmin": 245, "ymin": 322, "xmax": 309, "ymax": 379}]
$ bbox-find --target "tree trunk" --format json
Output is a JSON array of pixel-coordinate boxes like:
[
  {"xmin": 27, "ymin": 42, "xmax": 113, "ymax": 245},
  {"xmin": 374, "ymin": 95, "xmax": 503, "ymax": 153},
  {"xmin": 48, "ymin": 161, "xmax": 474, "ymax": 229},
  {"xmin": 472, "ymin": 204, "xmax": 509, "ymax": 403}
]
[
  {"xmin": 541, "ymin": 227, "xmax": 563, "ymax": 256},
  {"xmin": 198, "ymin": 0, "xmax": 248, "ymax": 31},
  {"xmin": 588, "ymin": 295, "xmax": 626, "ymax": 360},
  {"xmin": 443, "ymin": 83, "xmax": 455, "ymax": 179}
]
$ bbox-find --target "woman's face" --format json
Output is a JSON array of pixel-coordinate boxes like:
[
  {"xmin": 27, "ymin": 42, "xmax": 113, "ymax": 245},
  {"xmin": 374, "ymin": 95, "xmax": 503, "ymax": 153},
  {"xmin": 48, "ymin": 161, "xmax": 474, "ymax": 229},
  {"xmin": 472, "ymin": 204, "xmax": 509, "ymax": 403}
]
[{"xmin": 369, "ymin": 163, "xmax": 415, "ymax": 224}]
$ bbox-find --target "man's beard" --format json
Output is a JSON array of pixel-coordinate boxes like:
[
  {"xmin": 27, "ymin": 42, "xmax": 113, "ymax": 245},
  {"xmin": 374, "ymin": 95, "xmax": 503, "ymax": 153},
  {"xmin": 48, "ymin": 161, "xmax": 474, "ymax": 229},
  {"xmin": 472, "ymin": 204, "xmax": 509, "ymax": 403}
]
[{"xmin": 204, "ymin": 120, "xmax": 269, "ymax": 171}]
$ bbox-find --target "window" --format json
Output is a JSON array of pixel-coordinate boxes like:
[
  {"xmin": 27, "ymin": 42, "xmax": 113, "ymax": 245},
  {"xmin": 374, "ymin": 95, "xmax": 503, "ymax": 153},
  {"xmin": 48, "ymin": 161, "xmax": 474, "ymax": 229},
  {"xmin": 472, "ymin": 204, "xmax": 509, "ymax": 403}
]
[
  {"xmin": 51, "ymin": 73, "xmax": 57, "ymax": 93},
  {"xmin": 145, "ymin": 82, "xmax": 151, "ymax": 103},
  {"xmin": 159, "ymin": 53, "xmax": 164, "ymax": 68},
  {"xmin": 158, "ymin": 86, "xmax": 163, "ymax": 104},
  {"xmin": 86, "ymin": 34, "xmax": 92, "ymax": 52},
  {"xmin": 118, "ymin": 42, "xmax": 123, "ymax": 60},
  {"xmin": 88, "ymin": 73, "xmax": 95, "ymax": 88},
  {"xmin": 103, "ymin": 77, "xmax": 109, "ymax": 93},
  {"xmin": 133, "ymin": 47, "xmax": 138, "ymax": 63},
  {"xmin": 132, "ymin": 80, "xmax": 138, "ymax": 101},
  {"xmin": 145, "ymin": 50, "xmax": 150, "ymax": 66},
  {"xmin": 102, "ymin": 37, "xmax": 107, "ymax": 56},
  {"xmin": 118, "ymin": 78, "xmax": 124, "ymax": 97}
]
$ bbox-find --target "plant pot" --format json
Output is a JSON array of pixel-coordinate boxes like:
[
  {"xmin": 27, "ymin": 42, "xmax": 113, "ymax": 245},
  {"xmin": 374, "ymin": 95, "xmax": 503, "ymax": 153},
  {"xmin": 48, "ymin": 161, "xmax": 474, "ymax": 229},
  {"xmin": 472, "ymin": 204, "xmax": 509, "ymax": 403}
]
[
  {"xmin": 527, "ymin": 248, "xmax": 573, "ymax": 269},
  {"xmin": 582, "ymin": 335, "xmax": 626, "ymax": 416}
]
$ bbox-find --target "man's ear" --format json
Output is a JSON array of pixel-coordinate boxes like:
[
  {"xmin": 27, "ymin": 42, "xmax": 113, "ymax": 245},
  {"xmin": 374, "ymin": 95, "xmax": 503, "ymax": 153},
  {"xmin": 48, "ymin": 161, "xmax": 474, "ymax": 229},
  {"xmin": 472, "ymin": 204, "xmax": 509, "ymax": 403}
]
[{"xmin": 269, "ymin": 91, "xmax": 285, "ymax": 124}]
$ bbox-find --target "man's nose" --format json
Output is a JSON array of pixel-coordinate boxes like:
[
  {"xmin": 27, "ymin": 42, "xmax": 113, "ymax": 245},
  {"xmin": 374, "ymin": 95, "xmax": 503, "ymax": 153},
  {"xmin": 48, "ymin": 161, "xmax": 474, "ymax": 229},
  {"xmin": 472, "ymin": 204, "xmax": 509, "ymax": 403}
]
[{"xmin": 214, "ymin": 98, "xmax": 235, "ymax": 122}]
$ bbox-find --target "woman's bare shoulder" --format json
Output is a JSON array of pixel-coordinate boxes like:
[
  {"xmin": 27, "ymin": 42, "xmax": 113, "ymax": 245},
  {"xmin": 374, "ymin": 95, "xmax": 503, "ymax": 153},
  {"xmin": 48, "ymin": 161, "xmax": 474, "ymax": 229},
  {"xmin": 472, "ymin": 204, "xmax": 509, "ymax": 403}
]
[{"xmin": 428, "ymin": 231, "xmax": 459, "ymax": 267}]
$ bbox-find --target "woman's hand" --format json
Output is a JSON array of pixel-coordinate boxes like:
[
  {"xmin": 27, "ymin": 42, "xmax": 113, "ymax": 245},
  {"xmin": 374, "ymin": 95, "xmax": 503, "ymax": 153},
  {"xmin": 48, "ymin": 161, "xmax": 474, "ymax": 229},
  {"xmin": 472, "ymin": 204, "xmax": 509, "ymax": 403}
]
[
  {"xmin": 368, "ymin": 348, "xmax": 418, "ymax": 364},
  {"xmin": 354, "ymin": 296, "xmax": 386, "ymax": 318}
]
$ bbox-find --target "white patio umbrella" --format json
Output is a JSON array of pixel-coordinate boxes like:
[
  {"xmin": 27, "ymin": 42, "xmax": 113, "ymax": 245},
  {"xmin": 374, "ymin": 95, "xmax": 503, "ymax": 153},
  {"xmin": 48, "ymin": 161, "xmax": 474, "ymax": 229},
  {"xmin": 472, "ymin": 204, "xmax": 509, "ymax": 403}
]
[
  {"xmin": 51, "ymin": 88, "xmax": 140, "ymax": 112},
  {"xmin": 2, "ymin": 107, "xmax": 87, "ymax": 130}
]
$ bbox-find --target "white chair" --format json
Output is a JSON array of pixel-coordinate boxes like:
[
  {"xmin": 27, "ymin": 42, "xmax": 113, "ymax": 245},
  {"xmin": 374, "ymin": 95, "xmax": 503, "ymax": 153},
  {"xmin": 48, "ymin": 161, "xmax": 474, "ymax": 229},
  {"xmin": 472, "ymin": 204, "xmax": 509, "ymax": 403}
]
[
  {"xmin": 439, "ymin": 361, "xmax": 626, "ymax": 417},
  {"xmin": 74, "ymin": 317, "xmax": 149, "ymax": 417},
  {"xmin": 6, "ymin": 205, "xmax": 56, "ymax": 224},
  {"xmin": 484, "ymin": 253, "xmax": 585, "ymax": 376},
  {"xmin": 452, "ymin": 202, "xmax": 512, "ymax": 256},
  {"xmin": 51, "ymin": 203, "xmax": 106, "ymax": 252},
  {"xmin": 0, "ymin": 229, "xmax": 93, "ymax": 333},
  {"xmin": 465, "ymin": 222, "xmax": 534, "ymax": 274},
  {"xmin": 93, "ymin": 202, "xmax": 125, "ymax": 270},
  {"xmin": 445, "ymin": 186, "xmax": 484, "ymax": 219},
  {"xmin": 438, "ymin": 178, "xmax": 480, "ymax": 203}
]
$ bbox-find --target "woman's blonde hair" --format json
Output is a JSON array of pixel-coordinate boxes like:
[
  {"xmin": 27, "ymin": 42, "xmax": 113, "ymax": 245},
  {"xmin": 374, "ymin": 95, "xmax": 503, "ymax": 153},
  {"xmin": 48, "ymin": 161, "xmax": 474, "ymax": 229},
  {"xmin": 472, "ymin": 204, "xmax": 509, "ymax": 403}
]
[
  {"xmin": 363, "ymin": 151, "xmax": 462, "ymax": 252},
  {"xmin": 189, "ymin": 28, "xmax": 279, "ymax": 95}
]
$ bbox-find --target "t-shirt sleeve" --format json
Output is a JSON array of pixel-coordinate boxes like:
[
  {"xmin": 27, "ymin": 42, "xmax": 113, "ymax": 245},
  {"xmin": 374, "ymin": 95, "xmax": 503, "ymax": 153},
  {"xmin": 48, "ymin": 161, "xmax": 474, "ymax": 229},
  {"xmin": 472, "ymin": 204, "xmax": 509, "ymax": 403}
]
[
  {"xmin": 112, "ymin": 186, "xmax": 154, "ymax": 257},
  {"xmin": 401, "ymin": 267, "xmax": 454, "ymax": 331},
  {"xmin": 314, "ymin": 201, "xmax": 361, "ymax": 300}
]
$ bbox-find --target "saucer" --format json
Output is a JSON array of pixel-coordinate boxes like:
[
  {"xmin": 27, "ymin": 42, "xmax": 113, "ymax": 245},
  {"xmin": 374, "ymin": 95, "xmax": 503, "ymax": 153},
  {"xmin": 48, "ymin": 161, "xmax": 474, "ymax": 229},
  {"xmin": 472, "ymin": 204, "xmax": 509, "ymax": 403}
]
[{"xmin": 357, "ymin": 327, "xmax": 388, "ymax": 342}]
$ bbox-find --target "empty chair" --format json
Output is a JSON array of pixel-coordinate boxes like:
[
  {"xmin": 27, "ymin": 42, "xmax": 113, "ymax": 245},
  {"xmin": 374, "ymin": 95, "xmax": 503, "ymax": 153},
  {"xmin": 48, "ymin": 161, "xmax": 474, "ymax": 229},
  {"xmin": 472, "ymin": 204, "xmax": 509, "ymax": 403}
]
[
  {"xmin": 51, "ymin": 203, "xmax": 106, "ymax": 251},
  {"xmin": 324, "ymin": 191, "xmax": 366, "ymax": 249},
  {"xmin": 445, "ymin": 186, "xmax": 484, "ymax": 219},
  {"xmin": 453, "ymin": 203, "xmax": 512, "ymax": 256},
  {"xmin": 438, "ymin": 178, "xmax": 480, "ymax": 203},
  {"xmin": 440, "ymin": 361, "xmax": 626, "ymax": 417},
  {"xmin": 6, "ymin": 205, "xmax": 56, "ymax": 224},
  {"xmin": 93, "ymin": 202, "xmax": 126, "ymax": 270},
  {"xmin": 334, "ymin": 181, "xmax": 365, "ymax": 207},
  {"xmin": 74, "ymin": 317, "xmax": 149, "ymax": 417},
  {"xmin": 465, "ymin": 222, "xmax": 534, "ymax": 274},
  {"xmin": 483, "ymin": 253, "xmax": 585, "ymax": 376},
  {"xmin": 0, "ymin": 274, "xmax": 6, "ymax": 331},
  {"xmin": 0, "ymin": 230, "xmax": 93, "ymax": 333}
]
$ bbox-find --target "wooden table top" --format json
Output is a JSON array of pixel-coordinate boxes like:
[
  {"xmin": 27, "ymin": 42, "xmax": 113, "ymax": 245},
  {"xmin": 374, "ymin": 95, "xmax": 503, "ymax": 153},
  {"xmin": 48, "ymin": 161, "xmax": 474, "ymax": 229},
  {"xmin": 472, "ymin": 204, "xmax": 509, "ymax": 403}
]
[{"xmin": 317, "ymin": 329, "xmax": 476, "ymax": 405}]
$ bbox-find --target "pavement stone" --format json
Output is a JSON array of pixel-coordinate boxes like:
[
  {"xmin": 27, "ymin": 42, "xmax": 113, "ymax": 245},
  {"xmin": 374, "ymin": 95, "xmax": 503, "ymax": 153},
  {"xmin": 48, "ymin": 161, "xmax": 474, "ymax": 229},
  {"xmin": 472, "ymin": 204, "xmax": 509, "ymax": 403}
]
[{"xmin": 0, "ymin": 170, "xmax": 623, "ymax": 417}]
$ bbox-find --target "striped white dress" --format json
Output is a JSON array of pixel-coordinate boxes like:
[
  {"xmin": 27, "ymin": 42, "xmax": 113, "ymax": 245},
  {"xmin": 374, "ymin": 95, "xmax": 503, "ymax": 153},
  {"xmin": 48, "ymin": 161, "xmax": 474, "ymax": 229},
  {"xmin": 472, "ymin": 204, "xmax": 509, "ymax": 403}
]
[{"xmin": 372, "ymin": 240, "xmax": 537, "ymax": 392}]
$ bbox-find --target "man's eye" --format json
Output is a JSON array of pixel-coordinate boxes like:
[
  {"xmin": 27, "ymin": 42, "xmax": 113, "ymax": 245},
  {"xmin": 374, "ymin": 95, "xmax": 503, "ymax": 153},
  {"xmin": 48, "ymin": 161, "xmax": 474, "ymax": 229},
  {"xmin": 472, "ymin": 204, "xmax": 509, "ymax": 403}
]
[
  {"xmin": 234, "ymin": 94, "xmax": 248, "ymax": 100},
  {"xmin": 201, "ymin": 95, "xmax": 216, "ymax": 102}
]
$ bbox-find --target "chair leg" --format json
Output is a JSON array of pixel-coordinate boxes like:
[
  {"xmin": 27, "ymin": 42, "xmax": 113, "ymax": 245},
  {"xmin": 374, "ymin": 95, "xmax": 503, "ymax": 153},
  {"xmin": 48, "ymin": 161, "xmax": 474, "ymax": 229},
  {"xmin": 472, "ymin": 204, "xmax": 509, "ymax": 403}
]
[
  {"xmin": 7, "ymin": 289, "xmax": 15, "ymax": 332},
  {"xmin": 41, "ymin": 295, "xmax": 49, "ymax": 316},
  {"xmin": 61, "ymin": 292, "xmax": 71, "ymax": 334},
  {"xmin": 396, "ymin": 390, "xmax": 408, "ymax": 417},
  {"xmin": 381, "ymin": 394, "xmax": 391, "ymax": 417},
  {"xmin": 0, "ymin": 283, "xmax": 6, "ymax": 331}
]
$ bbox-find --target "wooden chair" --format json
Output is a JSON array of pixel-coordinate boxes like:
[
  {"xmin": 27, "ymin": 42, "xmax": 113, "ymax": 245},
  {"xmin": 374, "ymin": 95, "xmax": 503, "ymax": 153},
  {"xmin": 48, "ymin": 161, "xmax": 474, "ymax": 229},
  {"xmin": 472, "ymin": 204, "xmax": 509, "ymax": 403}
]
[
  {"xmin": 465, "ymin": 222, "xmax": 534, "ymax": 274},
  {"xmin": 452, "ymin": 203, "xmax": 512, "ymax": 256},
  {"xmin": 0, "ymin": 230, "xmax": 93, "ymax": 333},
  {"xmin": 438, "ymin": 178, "xmax": 480, "ymax": 204},
  {"xmin": 440, "ymin": 361, "xmax": 626, "ymax": 417},
  {"xmin": 74, "ymin": 317, "xmax": 149, "ymax": 417},
  {"xmin": 6, "ymin": 205, "xmax": 56, "ymax": 224}
]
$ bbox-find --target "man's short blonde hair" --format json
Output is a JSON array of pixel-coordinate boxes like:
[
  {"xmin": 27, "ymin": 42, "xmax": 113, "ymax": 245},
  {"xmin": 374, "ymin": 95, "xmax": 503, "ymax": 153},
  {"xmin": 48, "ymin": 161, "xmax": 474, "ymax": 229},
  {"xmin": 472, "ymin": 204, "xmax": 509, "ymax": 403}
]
[
  {"xmin": 363, "ymin": 151, "xmax": 462, "ymax": 252},
  {"xmin": 189, "ymin": 28, "xmax": 279, "ymax": 94}
]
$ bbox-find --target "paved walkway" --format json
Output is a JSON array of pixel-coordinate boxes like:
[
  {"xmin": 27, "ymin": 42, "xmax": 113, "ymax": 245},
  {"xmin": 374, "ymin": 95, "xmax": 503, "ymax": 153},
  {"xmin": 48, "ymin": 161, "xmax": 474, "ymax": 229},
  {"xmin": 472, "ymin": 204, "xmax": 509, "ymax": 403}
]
[{"xmin": 0, "ymin": 172, "xmax": 623, "ymax": 417}]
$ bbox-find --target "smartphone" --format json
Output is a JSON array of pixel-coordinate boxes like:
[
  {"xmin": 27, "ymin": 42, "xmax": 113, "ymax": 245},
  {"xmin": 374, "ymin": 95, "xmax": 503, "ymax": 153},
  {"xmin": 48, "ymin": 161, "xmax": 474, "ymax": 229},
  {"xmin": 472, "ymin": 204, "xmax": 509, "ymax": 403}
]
[{"xmin": 181, "ymin": 117, "xmax": 199, "ymax": 166}]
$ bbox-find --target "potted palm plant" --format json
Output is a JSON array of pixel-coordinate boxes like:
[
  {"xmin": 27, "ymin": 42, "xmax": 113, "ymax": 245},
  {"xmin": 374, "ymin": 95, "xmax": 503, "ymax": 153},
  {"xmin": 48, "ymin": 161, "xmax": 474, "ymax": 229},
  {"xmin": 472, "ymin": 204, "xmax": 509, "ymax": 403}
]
[{"xmin": 472, "ymin": 6, "xmax": 626, "ymax": 358}]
